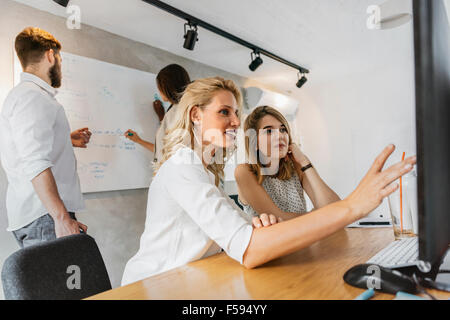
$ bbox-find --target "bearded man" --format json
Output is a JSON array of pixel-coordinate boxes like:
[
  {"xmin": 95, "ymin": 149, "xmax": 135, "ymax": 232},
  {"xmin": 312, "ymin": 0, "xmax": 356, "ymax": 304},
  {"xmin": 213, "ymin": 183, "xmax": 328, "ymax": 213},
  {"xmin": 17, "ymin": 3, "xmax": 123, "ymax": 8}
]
[{"xmin": 0, "ymin": 27, "xmax": 90, "ymax": 248}]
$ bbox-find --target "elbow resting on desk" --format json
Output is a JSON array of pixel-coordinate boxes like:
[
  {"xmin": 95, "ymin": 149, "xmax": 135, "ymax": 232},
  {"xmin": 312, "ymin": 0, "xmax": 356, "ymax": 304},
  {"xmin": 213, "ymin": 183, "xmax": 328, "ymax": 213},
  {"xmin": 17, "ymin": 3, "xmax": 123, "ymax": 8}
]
[
  {"xmin": 241, "ymin": 226, "xmax": 290, "ymax": 269},
  {"xmin": 241, "ymin": 224, "xmax": 294, "ymax": 269},
  {"xmin": 242, "ymin": 244, "xmax": 261, "ymax": 270},
  {"xmin": 241, "ymin": 224, "xmax": 287, "ymax": 270},
  {"xmin": 241, "ymin": 228, "xmax": 271, "ymax": 269}
]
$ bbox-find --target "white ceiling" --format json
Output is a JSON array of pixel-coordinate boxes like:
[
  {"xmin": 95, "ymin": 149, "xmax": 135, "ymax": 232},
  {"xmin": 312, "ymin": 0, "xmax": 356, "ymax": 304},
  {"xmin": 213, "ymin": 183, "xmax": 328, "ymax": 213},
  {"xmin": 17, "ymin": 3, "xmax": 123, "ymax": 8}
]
[{"xmin": 12, "ymin": 0, "xmax": 414, "ymax": 96}]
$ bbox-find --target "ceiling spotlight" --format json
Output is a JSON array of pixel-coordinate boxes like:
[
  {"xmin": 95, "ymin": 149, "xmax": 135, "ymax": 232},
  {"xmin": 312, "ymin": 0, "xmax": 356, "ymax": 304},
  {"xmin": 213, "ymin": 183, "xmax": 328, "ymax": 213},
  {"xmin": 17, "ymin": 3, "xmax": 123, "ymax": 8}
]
[
  {"xmin": 53, "ymin": 0, "xmax": 70, "ymax": 7},
  {"xmin": 249, "ymin": 51, "xmax": 263, "ymax": 72},
  {"xmin": 183, "ymin": 22, "xmax": 198, "ymax": 51},
  {"xmin": 296, "ymin": 72, "xmax": 308, "ymax": 89}
]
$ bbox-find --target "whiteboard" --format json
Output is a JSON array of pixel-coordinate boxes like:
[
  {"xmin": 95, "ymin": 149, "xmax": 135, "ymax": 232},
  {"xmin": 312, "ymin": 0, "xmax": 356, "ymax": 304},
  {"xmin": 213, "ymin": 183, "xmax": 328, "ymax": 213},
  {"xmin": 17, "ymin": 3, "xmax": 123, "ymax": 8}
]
[{"xmin": 14, "ymin": 52, "xmax": 160, "ymax": 193}]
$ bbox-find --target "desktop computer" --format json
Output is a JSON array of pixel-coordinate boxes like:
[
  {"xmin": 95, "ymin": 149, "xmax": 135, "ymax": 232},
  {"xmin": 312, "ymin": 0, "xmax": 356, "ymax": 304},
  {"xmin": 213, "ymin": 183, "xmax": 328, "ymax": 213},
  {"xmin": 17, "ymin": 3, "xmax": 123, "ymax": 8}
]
[
  {"xmin": 413, "ymin": 0, "xmax": 450, "ymax": 271},
  {"xmin": 365, "ymin": 0, "xmax": 450, "ymax": 292}
]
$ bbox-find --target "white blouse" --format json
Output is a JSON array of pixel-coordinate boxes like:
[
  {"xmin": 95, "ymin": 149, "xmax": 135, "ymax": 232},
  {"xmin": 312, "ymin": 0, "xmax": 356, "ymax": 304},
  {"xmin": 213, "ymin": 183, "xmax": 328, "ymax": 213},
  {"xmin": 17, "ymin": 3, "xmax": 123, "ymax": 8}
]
[{"xmin": 121, "ymin": 146, "xmax": 253, "ymax": 286}]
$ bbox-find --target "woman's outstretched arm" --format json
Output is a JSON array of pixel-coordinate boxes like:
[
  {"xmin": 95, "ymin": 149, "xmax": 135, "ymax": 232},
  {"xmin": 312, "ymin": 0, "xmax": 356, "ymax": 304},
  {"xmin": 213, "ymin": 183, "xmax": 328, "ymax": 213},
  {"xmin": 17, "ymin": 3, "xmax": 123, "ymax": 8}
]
[
  {"xmin": 242, "ymin": 144, "xmax": 416, "ymax": 269},
  {"xmin": 124, "ymin": 129, "xmax": 155, "ymax": 153}
]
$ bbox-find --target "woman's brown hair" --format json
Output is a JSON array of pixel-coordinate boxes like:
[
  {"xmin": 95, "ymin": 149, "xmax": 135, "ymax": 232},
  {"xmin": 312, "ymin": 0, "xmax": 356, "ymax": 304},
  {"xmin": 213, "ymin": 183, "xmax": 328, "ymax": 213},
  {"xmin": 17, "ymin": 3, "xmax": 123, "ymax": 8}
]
[
  {"xmin": 156, "ymin": 64, "xmax": 191, "ymax": 105},
  {"xmin": 244, "ymin": 106, "xmax": 296, "ymax": 184}
]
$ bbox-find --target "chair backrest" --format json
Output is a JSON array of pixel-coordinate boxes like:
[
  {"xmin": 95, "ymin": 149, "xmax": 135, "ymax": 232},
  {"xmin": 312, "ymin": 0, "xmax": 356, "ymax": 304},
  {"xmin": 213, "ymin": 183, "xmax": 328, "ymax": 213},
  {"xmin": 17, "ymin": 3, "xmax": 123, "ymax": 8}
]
[{"xmin": 1, "ymin": 234, "xmax": 111, "ymax": 300}]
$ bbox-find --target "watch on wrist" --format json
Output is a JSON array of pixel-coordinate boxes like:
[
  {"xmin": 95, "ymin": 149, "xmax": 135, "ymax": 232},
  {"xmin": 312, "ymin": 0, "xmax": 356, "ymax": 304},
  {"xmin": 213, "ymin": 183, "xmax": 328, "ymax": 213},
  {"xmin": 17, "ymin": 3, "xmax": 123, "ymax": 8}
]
[{"xmin": 301, "ymin": 163, "xmax": 313, "ymax": 172}]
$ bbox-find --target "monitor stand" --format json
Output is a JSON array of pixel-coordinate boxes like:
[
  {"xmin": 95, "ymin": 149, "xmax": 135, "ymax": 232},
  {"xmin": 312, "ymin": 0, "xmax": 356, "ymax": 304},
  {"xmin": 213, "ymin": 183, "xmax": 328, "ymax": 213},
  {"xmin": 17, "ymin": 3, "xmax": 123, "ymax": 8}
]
[
  {"xmin": 420, "ymin": 247, "xmax": 450, "ymax": 293},
  {"xmin": 393, "ymin": 248, "xmax": 450, "ymax": 293}
]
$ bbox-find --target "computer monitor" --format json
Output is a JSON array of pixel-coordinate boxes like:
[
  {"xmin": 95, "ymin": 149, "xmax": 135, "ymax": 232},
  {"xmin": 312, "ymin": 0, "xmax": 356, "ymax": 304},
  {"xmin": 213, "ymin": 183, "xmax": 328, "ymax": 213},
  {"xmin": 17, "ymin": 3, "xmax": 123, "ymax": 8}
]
[{"xmin": 413, "ymin": 0, "xmax": 450, "ymax": 270}]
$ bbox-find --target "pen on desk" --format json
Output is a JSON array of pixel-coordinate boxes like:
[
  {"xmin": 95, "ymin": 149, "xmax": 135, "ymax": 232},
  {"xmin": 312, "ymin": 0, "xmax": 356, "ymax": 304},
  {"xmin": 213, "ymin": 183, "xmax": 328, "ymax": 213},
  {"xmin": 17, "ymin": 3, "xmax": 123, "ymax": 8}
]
[
  {"xmin": 394, "ymin": 291, "xmax": 426, "ymax": 300},
  {"xmin": 354, "ymin": 288, "xmax": 375, "ymax": 300}
]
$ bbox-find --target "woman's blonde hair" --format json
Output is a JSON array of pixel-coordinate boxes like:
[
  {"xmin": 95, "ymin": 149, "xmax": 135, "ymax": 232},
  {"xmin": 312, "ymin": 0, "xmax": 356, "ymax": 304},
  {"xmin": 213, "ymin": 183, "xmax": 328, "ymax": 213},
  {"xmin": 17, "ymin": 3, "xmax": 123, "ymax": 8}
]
[
  {"xmin": 244, "ymin": 106, "xmax": 295, "ymax": 184},
  {"xmin": 154, "ymin": 77, "xmax": 242, "ymax": 186}
]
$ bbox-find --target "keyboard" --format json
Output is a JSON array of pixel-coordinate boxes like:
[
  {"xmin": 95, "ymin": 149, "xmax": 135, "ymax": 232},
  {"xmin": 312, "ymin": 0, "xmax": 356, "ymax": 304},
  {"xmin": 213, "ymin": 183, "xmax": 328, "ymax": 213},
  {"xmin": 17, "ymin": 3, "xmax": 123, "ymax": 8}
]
[{"xmin": 366, "ymin": 237, "xmax": 419, "ymax": 269}]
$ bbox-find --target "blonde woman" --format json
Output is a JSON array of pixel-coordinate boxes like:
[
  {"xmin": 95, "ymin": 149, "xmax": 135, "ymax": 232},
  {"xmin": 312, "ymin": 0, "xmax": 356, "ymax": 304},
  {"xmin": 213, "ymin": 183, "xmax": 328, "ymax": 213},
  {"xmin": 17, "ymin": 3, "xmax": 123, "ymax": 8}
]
[
  {"xmin": 121, "ymin": 77, "xmax": 416, "ymax": 286},
  {"xmin": 235, "ymin": 106, "xmax": 340, "ymax": 222}
]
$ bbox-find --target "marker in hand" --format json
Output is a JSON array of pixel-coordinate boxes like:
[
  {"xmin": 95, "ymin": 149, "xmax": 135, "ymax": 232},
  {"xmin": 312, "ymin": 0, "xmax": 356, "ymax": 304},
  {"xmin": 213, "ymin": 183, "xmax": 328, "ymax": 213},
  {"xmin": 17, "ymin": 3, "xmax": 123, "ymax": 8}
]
[{"xmin": 124, "ymin": 129, "xmax": 139, "ymax": 142}]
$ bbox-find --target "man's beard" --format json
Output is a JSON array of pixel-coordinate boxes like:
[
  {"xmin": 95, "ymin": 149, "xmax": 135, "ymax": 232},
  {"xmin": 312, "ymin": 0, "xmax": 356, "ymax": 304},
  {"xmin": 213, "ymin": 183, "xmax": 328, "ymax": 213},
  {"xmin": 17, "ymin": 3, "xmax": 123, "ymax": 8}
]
[{"xmin": 48, "ymin": 62, "xmax": 62, "ymax": 88}]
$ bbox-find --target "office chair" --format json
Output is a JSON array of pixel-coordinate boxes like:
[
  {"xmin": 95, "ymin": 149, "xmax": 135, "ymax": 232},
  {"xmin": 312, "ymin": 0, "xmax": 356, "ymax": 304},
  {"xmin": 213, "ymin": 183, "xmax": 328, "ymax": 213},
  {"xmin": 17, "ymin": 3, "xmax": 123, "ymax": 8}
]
[{"xmin": 1, "ymin": 234, "xmax": 111, "ymax": 300}]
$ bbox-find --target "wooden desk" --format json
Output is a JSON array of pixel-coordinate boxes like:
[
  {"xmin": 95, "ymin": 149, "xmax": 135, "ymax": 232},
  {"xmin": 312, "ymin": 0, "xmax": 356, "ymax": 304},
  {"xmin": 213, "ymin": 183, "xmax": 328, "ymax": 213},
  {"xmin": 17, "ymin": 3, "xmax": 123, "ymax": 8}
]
[{"xmin": 88, "ymin": 228, "xmax": 449, "ymax": 300}]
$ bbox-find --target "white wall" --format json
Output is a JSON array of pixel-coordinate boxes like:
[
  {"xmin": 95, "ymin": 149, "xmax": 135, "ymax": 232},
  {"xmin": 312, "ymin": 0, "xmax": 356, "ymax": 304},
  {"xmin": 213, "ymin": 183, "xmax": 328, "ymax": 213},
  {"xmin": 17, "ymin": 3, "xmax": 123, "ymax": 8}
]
[{"xmin": 293, "ymin": 25, "xmax": 416, "ymax": 222}]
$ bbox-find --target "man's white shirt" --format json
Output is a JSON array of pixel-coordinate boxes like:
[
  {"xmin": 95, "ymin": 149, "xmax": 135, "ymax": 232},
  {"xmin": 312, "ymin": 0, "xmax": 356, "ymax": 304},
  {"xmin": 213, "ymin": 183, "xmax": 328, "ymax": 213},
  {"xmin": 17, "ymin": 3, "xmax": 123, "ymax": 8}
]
[{"xmin": 0, "ymin": 72, "xmax": 85, "ymax": 231}]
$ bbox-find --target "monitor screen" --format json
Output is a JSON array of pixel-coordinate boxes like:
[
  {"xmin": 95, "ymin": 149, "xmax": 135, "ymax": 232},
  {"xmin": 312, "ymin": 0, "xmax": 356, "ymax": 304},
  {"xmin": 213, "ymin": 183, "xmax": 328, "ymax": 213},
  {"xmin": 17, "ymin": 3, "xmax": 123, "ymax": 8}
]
[{"xmin": 413, "ymin": 0, "xmax": 450, "ymax": 268}]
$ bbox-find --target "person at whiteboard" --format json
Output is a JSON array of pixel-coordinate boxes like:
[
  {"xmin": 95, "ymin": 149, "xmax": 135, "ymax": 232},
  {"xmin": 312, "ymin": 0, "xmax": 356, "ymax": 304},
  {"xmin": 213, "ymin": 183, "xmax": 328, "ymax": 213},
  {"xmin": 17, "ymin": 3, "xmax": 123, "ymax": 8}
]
[
  {"xmin": 121, "ymin": 77, "xmax": 416, "ymax": 285},
  {"xmin": 124, "ymin": 64, "xmax": 191, "ymax": 163},
  {"xmin": 0, "ymin": 28, "xmax": 90, "ymax": 248},
  {"xmin": 235, "ymin": 106, "xmax": 340, "ymax": 221}
]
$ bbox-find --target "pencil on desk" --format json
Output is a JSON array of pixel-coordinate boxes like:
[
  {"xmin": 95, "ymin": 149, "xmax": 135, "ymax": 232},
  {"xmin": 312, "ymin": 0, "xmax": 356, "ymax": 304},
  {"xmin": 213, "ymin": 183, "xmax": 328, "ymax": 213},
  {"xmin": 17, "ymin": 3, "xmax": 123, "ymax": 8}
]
[
  {"xmin": 400, "ymin": 152, "xmax": 406, "ymax": 232},
  {"xmin": 354, "ymin": 288, "xmax": 375, "ymax": 300}
]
